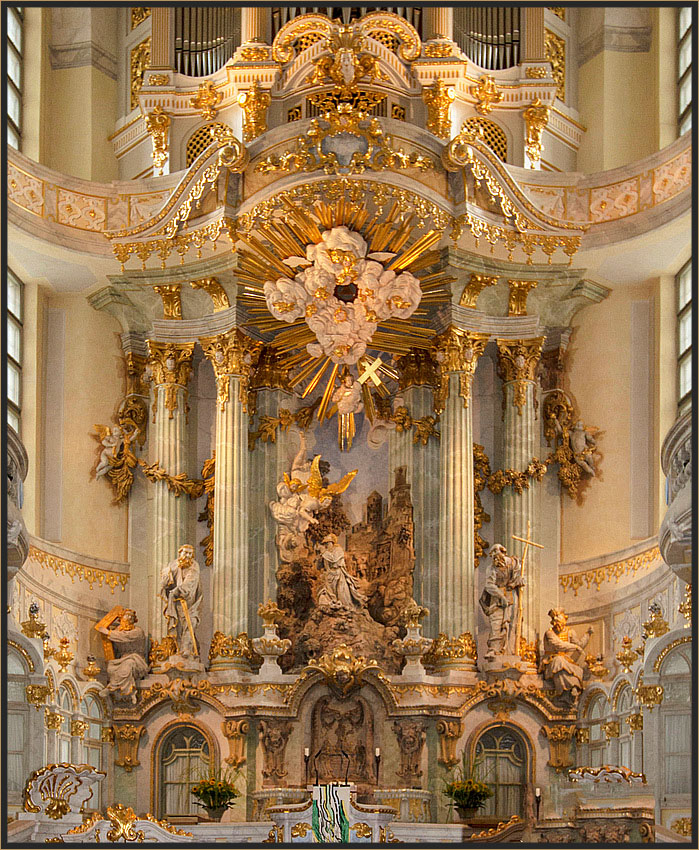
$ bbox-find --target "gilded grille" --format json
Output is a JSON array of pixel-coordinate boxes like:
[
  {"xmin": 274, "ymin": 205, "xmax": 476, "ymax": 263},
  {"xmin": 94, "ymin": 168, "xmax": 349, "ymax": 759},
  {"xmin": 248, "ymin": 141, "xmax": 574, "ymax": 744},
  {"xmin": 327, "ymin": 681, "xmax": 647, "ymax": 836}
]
[
  {"xmin": 287, "ymin": 105, "xmax": 303, "ymax": 122},
  {"xmin": 295, "ymin": 32, "xmax": 324, "ymax": 54},
  {"xmin": 367, "ymin": 30, "xmax": 400, "ymax": 52},
  {"xmin": 463, "ymin": 117, "xmax": 507, "ymax": 162},
  {"xmin": 186, "ymin": 122, "xmax": 231, "ymax": 167},
  {"xmin": 391, "ymin": 104, "xmax": 406, "ymax": 121},
  {"xmin": 306, "ymin": 91, "xmax": 387, "ymax": 117}
]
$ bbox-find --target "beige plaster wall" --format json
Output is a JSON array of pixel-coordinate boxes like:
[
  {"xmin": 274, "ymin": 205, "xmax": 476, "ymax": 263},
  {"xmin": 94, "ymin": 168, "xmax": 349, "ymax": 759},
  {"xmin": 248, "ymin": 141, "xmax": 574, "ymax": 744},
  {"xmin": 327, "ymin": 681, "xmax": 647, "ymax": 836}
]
[
  {"xmin": 561, "ymin": 280, "xmax": 658, "ymax": 562},
  {"xmin": 52, "ymin": 294, "xmax": 128, "ymax": 562}
]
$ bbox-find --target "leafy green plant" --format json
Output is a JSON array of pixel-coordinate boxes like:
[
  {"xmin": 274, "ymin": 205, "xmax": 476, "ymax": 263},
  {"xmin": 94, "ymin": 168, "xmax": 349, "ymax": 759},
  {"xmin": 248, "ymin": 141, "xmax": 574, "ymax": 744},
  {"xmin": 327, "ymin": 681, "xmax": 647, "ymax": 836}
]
[
  {"xmin": 443, "ymin": 750, "xmax": 493, "ymax": 812},
  {"xmin": 191, "ymin": 765, "xmax": 242, "ymax": 812}
]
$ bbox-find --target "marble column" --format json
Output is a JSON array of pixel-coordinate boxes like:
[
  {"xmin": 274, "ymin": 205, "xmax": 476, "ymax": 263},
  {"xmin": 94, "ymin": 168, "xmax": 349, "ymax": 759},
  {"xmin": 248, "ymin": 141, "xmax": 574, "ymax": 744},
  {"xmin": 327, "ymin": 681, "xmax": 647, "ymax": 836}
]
[
  {"xmin": 424, "ymin": 7, "xmax": 454, "ymax": 41},
  {"xmin": 496, "ymin": 337, "xmax": 545, "ymax": 647},
  {"xmin": 241, "ymin": 7, "xmax": 268, "ymax": 44},
  {"xmin": 434, "ymin": 327, "xmax": 489, "ymax": 637},
  {"xmin": 200, "ymin": 330, "xmax": 261, "ymax": 642},
  {"xmin": 146, "ymin": 340, "xmax": 195, "ymax": 642}
]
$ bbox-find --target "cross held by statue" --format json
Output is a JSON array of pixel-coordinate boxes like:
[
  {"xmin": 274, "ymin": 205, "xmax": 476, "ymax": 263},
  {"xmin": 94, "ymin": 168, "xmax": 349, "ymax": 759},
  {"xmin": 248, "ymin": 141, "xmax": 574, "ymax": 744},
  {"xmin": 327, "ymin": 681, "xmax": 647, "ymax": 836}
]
[{"xmin": 511, "ymin": 520, "xmax": 544, "ymax": 575}]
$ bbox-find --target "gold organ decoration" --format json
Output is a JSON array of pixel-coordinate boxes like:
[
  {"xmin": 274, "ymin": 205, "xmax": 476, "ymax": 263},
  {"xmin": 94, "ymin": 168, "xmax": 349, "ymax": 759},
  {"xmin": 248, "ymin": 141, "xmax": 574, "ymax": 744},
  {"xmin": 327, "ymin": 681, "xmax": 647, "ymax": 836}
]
[
  {"xmin": 131, "ymin": 7, "xmax": 150, "ymax": 29},
  {"xmin": 238, "ymin": 80, "xmax": 271, "ymax": 141},
  {"xmin": 507, "ymin": 279, "xmax": 538, "ymax": 316},
  {"xmin": 436, "ymin": 719, "xmax": 462, "ymax": 768},
  {"xmin": 130, "ymin": 37, "xmax": 151, "ymax": 109},
  {"xmin": 523, "ymin": 98, "xmax": 551, "ymax": 166},
  {"xmin": 190, "ymin": 80, "xmax": 222, "ymax": 120},
  {"xmin": 199, "ymin": 329, "xmax": 262, "ymax": 412},
  {"xmin": 307, "ymin": 26, "xmax": 388, "ymax": 96},
  {"xmin": 432, "ymin": 326, "xmax": 490, "ymax": 412},
  {"xmin": 222, "ymin": 719, "xmax": 249, "ymax": 768},
  {"xmin": 525, "ymin": 66, "xmax": 549, "ymax": 79},
  {"xmin": 462, "ymin": 117, "xmax": 509, "ymax": 162},
  {"xmin": 152, "ymin": 284, "xmax": 182, "ymax": 319},
  {"xmin": 190, "ymin": 276, "xmax": 231, "ymax": 312},
  {"xmin": 544, "ymin": 30, "xmax": 566, "ymax": 100},
  {"xmin": 459, "ymin": 273, "xmax": 498, "ymax": 309},
  {"xmin": 496, "ymin": 337, "xmax": 545, "ymax": 414},
  {"xmin": 113, "ymin": 724, "xmax": 145, "ymax": 771},
  {"xmin": 541, "ymin": 724, "xmax": 577, "ymax": 771},
  {"xmin": 422, "ymin": 79, "xmax": 455, "ymax": 140},
  {"xmin": 148, "ymin": 73, "xmax": 169, "ymax": 86},
  {"xmin": 146, "ymin": 340, "xmax": 195, "ymax": 419},
  {"xmin": 44, "ymin": 710, "xmax": 64, "ymax": 731},
  {"xmin": 634, "ymin": 677, "xmax": 664, "ymax": 711},
  {"xmin": 144, "ymin": 105, "xmax": 171, "ymax": 176},
  {"xmin": 626, "ymin": 713, "xmax": 643, "ymax": 733},
  {"xmin": 615, "ymin": 636, "xmax": 638, "ymax": 673},
  {"xmin": 471, "ymin": 75, "xmax": 504, "ymax": 114}
]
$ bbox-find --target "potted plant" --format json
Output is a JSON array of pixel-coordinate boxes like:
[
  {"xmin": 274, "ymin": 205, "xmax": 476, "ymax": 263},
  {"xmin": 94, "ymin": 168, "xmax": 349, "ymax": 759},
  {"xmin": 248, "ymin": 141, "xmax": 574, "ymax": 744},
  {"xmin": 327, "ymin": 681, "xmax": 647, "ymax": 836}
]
[
  {"xmin": 191, "ymin": 766, "xmax": 242, "ymax": 822},
  {"xmin": 443, "ymin": 751, "xmax": 493, "ymax": 823}
]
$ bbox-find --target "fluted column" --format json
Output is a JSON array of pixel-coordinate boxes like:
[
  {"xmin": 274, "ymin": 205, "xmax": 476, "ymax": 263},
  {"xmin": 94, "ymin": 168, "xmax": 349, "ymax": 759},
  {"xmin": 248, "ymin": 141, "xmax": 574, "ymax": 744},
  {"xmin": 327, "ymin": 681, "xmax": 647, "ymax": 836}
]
[
  {"xmin": 241, "ymin": 7, "xmax": 268, "ymax": 44},
  {"xmin": 424, "ymin": 7, "xmax": 454, "ymax": 41},
  {"xmin": 200, "ymin": 330, "xmax": 261, "ymax": 641},
  {"xmin": 522, "ymin": 7, "xmax": 546, "ymax": 61},
  {"xmin": 150, "ymin": 7, "xmax": 174, "ymax": 69},
  {"xmin": 147, "ymin": 340, "xmax": 195, "ymax": 641},
  {"xmin": 496, "ymin": 338, "xmax": 545, "ymax": 646},
  {"xmin": 434, "ymin": 328, "xmax": 489, "ymax": 636}
]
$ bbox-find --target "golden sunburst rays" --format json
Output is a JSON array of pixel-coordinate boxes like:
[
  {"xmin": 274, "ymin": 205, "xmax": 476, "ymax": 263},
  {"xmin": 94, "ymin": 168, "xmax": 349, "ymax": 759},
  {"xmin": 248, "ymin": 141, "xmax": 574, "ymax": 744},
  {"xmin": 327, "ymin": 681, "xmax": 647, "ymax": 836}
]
[{"xmin": 236, "ymin": 197, "xmax": 452, "ymax": 450}]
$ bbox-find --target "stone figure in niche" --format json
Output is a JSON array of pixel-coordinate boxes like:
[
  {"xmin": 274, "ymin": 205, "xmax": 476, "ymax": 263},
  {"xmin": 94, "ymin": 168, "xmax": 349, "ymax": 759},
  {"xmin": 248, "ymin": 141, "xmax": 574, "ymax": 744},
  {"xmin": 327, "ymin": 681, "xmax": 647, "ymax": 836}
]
[
  {"xmin": 569, "ymin": 421, "xmax": 597, "ymax": 476},
  {"xmin": 259, "ymin": 719, "xmax": 292, "ymax": 787},
  {"xmin": 393, "ymin": 720, "xmax": 425, "ymax": 788},
  {"xmin": 317, "ymin": 533, "xmax": 367, "ymax": 611},
  {"xmin": 479, "ymin": 543, "xmax": 524, "ymax": 659},
  {"xmin": 309, "ymin": 696, "xmax": 373, "ymax": 785},
  {"xmin": 160, "ymin": 544, "xmax": 202, "ymax": 661},
  {"xmin": 96, "ymin": 609, "xmax": 149, "ymax": 704},
  {"xmin": 540, "ymin": 608, "xmax": 592, "ymax": 704}
]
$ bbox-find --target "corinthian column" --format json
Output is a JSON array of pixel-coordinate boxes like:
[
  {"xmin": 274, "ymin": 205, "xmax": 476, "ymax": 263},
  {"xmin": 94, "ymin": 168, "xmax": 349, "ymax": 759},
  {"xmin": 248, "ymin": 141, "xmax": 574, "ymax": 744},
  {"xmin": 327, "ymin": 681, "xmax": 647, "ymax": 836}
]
[
  {"xmin": 146, "ymin": 340, "xmax": 195, "ymax": 641},
  {"xmin": 424, "ymin": 7, "xmax": 454, "ymax": 41},
  {"xmin": 241, "ymin": 7, "xmax": 268, "ymax": 44},
  {"xmin": 200, "ymin": 330, "xmax": 261, "ymax": 644},
  {"xmin": 434, "ymin": 327, "xmax": 489, "ymax": 637},
  {"xmin": 496, "ymin": 337, "xmax": 545, "ymax": 647}
]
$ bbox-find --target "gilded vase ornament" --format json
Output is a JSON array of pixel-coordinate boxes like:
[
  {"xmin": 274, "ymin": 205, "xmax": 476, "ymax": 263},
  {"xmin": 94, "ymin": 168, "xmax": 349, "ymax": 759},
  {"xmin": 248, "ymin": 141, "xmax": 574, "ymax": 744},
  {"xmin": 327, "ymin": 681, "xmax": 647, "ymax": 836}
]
[
  {"xmin": 642, "ymin": 601, "xmax": 669, "ymax": 639},
  {"xmin": 21, "ymin": 601, "xmax": 46, "ymax": 639},
  {"xmin": 53, "ymin": 637, "xmax": 75, "ymax": 672},
  {"xmin": 615, "ymin": 636, "xmax": 638, "ymax": 673},
  {"xmin": 471, "ymin": 75, "xmax": 503, "ymax": 114},
  {"xmin": 191, "ymin": 80, "xmax": 222, "ymax": 120}
]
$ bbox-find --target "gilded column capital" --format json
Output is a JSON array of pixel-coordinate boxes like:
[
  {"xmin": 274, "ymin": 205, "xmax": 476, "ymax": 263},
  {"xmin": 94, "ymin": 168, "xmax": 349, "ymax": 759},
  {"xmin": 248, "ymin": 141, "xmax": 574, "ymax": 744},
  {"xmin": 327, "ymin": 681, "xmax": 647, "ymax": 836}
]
[
  {"xmin": 153, "ymin": 284, "xmax": 183, "ymax": 319},
  {"xmin": 507, "ymin": 280, "xmax": 538, "ymax": 316},
  {"xmin": 394, "ymin": 349, "xmax": 441, "ymax": 393},
  {"xmin": 71, "ymin": 719, "xmax": 89, "ymax": 739},
  {"xmin": 200, "ymin": 330, "xmax": 262, "ymax": 412},
  {"xmin": 433, "ymin": 326, "xmax": 489, "ymax": 411},
  {"xmin": 125, "ymin": 353, "xmax": 150, "ymax": 397},
  {"xmin": 146, "ymin": 340, "xmax": 195, "ymax": 418},
  {"xmin": 496, "ymin": 337, "xmax": 544, "ymax": 414},
  {"xmin": 113, "ymin": 723, "xmax": 145, "ymax": 772},
  {"xmin": 190, "ymin": 277, "xmax": 231, "ymax": 312},
  {"xmin": 459, "ymin": 273, "xmax": 498, "ymax": 308},
  {"xmin": 44, "ymin": 709, "xmax": 64, "ymax": 731},
  {"xmin": 250, "ymin": 346, "xmax": 293, "ymax": 393}
]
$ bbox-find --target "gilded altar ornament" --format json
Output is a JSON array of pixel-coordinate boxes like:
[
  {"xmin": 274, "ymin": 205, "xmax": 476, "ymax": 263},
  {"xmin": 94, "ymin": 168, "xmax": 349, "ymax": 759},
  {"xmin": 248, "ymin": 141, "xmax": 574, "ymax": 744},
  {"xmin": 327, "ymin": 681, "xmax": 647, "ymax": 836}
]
[
  {"xmin": 152, "ymin": 283, "xmax": 182, "ymax": 319},
  {"xmin": 306, "ymin": 644, "xmax": 379, "ymax": 697},
  {"xmin": 389, "ymin": 406, "xmax": 440, "ymax": 446},
  {"xmin": 541, "ymin": 725, "xmax": 577, "ymax": 771},
  {"xmin": 82, "ymin": 655, "xmax": 101, "ymax": 681},
  {"xmin": 615, "ymin": 636, "xmax": 638, "ymax": 673},
  {"xmin": 634, "ymin": 677, "xmax": 664, "ymax": 711},
  {"xmin": 53, "ymin": 637, "xmax": 75, "ymax": 673},
  {"xmin": 459, "ymin": 273, "xmax": 498, "ymax": 308},
  {"xmin": 240, "ymin": 45, "xmax": 270, "ymax": 61},
  {"xmin": 104, "ymin": 804, "xmax": 145, "ymax": 842},
  {"xmin": 200, "ymin": 329, "xmax": 262, "ymax": 413},
  {"xmin": 401, "ymin": 599, "xmax": 429, "ymax": 628},
  {"xmin": 626, "ymin": 712, "xmax": 643, "ymax": 733},
  {"xmin": 642, "ymin": 601, "xmax": 669, "ymax": 638},
  {"xmin": 44, "ymin": 709, "xmax": 64, "ymax": 731},
  {"xmin": 525, "ymin": 66, "xmax": 549, "ymax": 78},
  {"xmin": 436, "ymin": 719, "xmax": 462, "ymax": 768},
  {"xmin": 23, "ymin": 763, "xmax": 106, "ymax": 819},
  {"xmin": 523, "ymin": 98, "xmax": 551, "ymax": 165},
  {"xmin": 138, "ymin": 459, "xmax": 204, "ymax": 498},
  {"xmin": 422, "ymin": 79, "xmax": 455, "ymax": 140},
  {"xmin": 424, "ymin": 41, "xmax": 453, "ymax": 58},
  {"xmin": 496, "ymin": 337, "xmax": 545, "ymax": 414},
  {"xmin": 190, "ymin": 80, "xmax": 222, "ymax": 120},
  {"xmin": 248, "ymin": 402, "xmax": 317, "ymax": 451},
  {"xmin": 433, "ymin": 326, "xmax": 489, "ymax": 411},
  {"xmin": 423, "ymin": 633, "xmax": 477, "ymax": 673},
  {"xmin": 113, "ymin": 724, "xmax": 145, "ymax": 771},
  {"xmin": 147, "ymin": 73, "xmax": 169, "ymax": 86},
  {"xmin": 671, "ymin": 818, "xmax": 692, "ymax": 837},
  {"xmin": 601, "ymin": 720, "xmax": 620, "ymax": 740},
  {"xmin": 130, "ymin": 37, "xmax": 151, "ymax": 109},
  {"xmin": 237, "ymin": 80, "xmax": 270, "ymax": 141},
  {"xmin": 258, "ymin": 600, "xmax": 286, "ymax": 627},
  {"xmin": 678, "ymin": 582, "xmax": 692, "ymax": 622},
  {"xmin": 222, "ymin": 719, "xmax": 249, "ymax": 769},
  {"xmin": 71, "ymin": 719, "xmax": 89, "ymax": 739},
  {"xmin": 568, "ymin": 765, "xmax": 646, "ymax": 784},
  {"xmin": 21, "ymin": 601, "xmax": 46, "ymax": 639},
  {"xmin": 352, "ymin": 823, "xmax": 373, "ymax": 839},
  {"xmin": 190, "ymin": 276, "xmax": 230, "ymax": 312},
  {"xmin": 487, "ymin": 459, "xmax": 547, "ymax": 494},
  {"xmin": 471, "ymin": 75, "xmax": 504, "ymax": 115},
  {"xmin": 144, "ymin": 105, "xmax": 171, "ymax": 176},
  {"xmin": 507, "ymin": 279, "xmax": 538, "ymax": 316},
  {"xmin": 584, "ymin": 653, "xmax": 609, "ymax": 679},
  {"xmin": 146, "ymin": 339, "xmax": 195, "ymax": 419},
  {"xmin": 209, "ymin": 631, "xmax": 259, "ymax": 669},
  {"xmin": 307, "ymin": 26, "xmax": 387, "ymax": 97}
]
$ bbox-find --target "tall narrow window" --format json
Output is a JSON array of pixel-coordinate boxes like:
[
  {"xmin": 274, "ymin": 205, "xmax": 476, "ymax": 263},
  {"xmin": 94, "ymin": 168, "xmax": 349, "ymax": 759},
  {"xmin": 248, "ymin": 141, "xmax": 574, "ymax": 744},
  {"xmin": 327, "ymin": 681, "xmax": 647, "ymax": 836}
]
[
  {"xmin": 6, "ymin": 5, "xmax": 23, "ymax": 149},
  {"xmin": 677, "ymin": 260, "xmax": 692, "ymax": 412},
  {"xmin": 659, "ymin": 645, "xmax": 691, "ymax": 798},
  {"xmin": 587, "ymin": 694, "xmax": 608, "ymax": 766},
  {"xmin": 80, "ymin": 694, "xmax": 104, "ymax": 809},
  {"xmin": 474, "ymin": 726, "xmax": 528, "ymax": 818},
  {"xmin": 7, "ymin": 649, "xmax": 30, "ymax": 804},
  {"xmin": 7, "ymin": 269, "xmax": 23, "ymax": 432},
  {"xmin": 158, "ymin": 725, "xmax": 211, "ymax": 818},
  {"xmin": 678, "ymin": 6, "xmax": 692, "ymax": 135}
]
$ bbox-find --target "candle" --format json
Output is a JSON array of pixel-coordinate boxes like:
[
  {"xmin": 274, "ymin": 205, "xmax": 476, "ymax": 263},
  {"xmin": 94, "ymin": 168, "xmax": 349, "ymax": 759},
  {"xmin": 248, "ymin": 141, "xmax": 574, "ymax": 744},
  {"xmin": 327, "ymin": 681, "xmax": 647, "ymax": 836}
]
[
  {"xmin": 304, "ymin": 748, "xmax": 310, "ymax": 758},
  {"xmin": 375, "ymin": 748, "xmax": 381, "ymax": 758},
  {"xmin": 535, "ymin": 787, "xmax": 541, "ymax": 797}
]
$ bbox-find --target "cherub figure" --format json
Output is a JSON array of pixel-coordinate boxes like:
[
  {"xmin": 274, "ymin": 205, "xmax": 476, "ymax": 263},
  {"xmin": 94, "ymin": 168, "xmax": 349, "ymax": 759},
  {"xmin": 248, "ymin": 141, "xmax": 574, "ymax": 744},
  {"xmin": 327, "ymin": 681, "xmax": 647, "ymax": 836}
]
[{"xmin": 569, "ymin": 420, "xmax": 597, "ymax": 476}]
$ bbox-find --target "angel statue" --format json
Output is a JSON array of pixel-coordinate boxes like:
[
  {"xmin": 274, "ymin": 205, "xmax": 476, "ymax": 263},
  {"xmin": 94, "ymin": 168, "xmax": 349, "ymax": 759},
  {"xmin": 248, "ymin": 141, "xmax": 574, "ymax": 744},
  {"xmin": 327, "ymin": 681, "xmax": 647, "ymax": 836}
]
[{"xmin": 94, "ymin": 420, "xmax": 139, "ymax": 502}]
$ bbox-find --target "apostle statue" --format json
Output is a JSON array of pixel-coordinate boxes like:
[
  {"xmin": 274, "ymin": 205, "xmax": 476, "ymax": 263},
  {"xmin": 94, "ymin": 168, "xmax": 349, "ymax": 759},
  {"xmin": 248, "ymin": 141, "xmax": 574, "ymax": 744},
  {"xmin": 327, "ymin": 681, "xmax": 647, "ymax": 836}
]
[
  {"xmin": 317, "ymin": 534, "xmax": 367, "ymax": 611},
  {"xmin": 540, "ymin": 608, "xmax": 593, "ymax": 703},
  {"xmin": 160, "ymin": 544, "xmax": 202, "ymax": 661},
  {"xmin": 478, "ymin": 543, "xmax": 524, "ymax": 659},
  {"xmin": 96, "ymin": 609, "xmax": 148, "ymax": 704}
]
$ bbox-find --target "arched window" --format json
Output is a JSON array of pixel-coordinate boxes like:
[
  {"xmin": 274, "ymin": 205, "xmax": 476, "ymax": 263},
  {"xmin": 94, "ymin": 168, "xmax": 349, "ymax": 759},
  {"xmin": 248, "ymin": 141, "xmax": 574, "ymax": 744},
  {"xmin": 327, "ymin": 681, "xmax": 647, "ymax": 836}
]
[
  {"xmin": 463, "ymin": 117, "xmax": 508, "ymax": 162},
  {"xmin": 158, "ymin": 725, "xmax": 211, "ymax": 818},
  {"xmin": 615, "ymin": 684, "xmax": 634, "ymax": 770},
  {"xmin": 659, "ymin": 644, "xmax": 691, "ymax": 799},
  {"xmin": 474, "ymin": 726, "xmax": 528, "ymax": 818},
  {"xmin": 80, "ymin": 694, "xmax": 104, "ymax": 809},
  {"xmin": 7, "ymin": 649, "xmax": 30, "ymax": 802},
  {"xmin": 587, "ymin": 693, "xmax": 607, "ymax": 766},
  {"xmin": 57, "ymin": 685, "xmax": 74, "ymax": 763}
]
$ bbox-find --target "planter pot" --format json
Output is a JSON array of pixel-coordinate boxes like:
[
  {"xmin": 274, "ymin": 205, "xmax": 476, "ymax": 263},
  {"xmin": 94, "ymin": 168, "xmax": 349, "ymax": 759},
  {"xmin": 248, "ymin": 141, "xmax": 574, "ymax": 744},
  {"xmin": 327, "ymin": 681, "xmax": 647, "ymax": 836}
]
[
  {"xmin": 203, "ymin": 805, "xmax": 228, "ymax": 822},
  {"xmin": 455, "ymin": 806, "xmax": 480, "ymax": 824}
]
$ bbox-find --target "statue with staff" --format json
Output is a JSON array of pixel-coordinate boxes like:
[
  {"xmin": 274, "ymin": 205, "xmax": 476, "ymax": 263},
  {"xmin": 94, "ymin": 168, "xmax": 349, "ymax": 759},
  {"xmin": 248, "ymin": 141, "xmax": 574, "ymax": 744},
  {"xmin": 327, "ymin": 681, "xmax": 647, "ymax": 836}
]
[
  {"xmin": 160, "ymin": 544, "xmax": 202, "ymax": 662},
  {"xmin": 511, "ymin": 521, "xmax": 544, "ymax": 655}
]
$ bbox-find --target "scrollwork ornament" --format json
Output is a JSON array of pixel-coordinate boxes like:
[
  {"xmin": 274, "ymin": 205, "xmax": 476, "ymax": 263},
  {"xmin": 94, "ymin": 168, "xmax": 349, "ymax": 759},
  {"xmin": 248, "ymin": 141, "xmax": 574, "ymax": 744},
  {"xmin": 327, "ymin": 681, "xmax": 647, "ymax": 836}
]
[
  {"xmin": 144, "ymin": 105, "xmax": 171, "ymax": 176},
  {"xmin": 190, "ymin": 80, "xmax": 222, "ymax": 120},
  {"xmin": 238, "ymin": 80, "xmax": 270, "ymax": 141},
  {"xmin": 523, "ymin": 98, "xmax": 551, "ymax": 165}
]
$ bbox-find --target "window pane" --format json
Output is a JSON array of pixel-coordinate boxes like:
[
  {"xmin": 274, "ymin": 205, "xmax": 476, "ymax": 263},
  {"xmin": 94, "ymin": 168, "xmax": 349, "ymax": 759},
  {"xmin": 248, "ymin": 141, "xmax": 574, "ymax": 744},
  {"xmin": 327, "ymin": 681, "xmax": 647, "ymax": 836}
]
[
  {"xmin": 7, "ymin": 360, "xmax": 20, "ymax": 406},
  {"xmin": 679, "ymin": 6, "xmax": 692, "ymax": 38},
  {"xmin": 7, "ymin": 8, "xmax": 22, "ymax": 50},
  {"xmin": 679, "ymin": 353, "xmax": 692, "ymax": 399},
  {"xmin": 679, "ymin": 308, "xmax": 692, "ymax": 354},
  {"xmin": 8, "ymin": 317, "xmax": 21, "ymax": 361},
  {"xmin": 8, "ymin": 273, "xmax": 22, "ymax": 317},
  {"xmin": 7, "ymin": 81, "xmax": 20, "ymax": 126},
  {"xmin": 679, "ymin": 74, "xmax": 692, "ymax": 113},
  {"xmin": 678, "ymin": 263, "xmax": 692, "ymax": 309},
  {"xmin": 8, "ymin": 123, "xmax": 19, "ymax": 149},
  {"xmin": 680, "ymin": 111, "xmax": 692, "ymax": 135},
  {"xmin": 7, "ymin": 407, "xmax": 19, "ymax": 431},
  {"xmin": 8, "ymin": 47, "xmax": 21, "ymax": 88}
]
